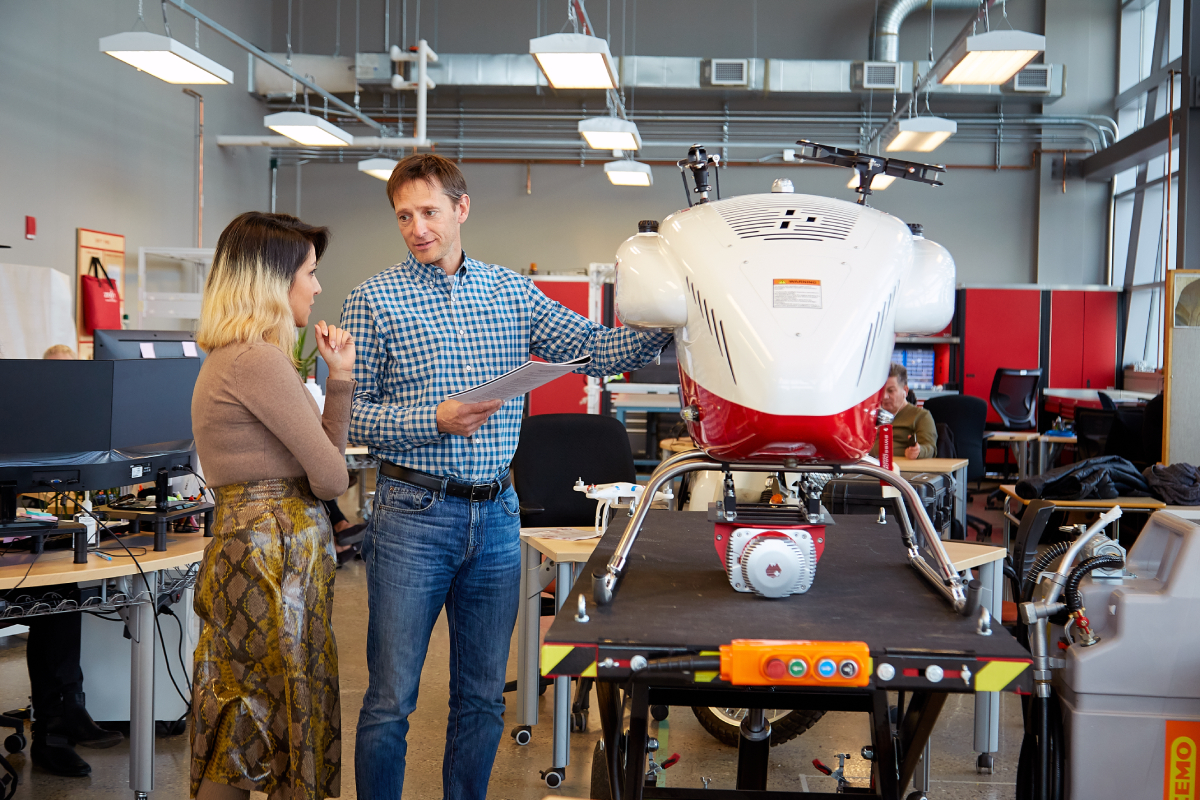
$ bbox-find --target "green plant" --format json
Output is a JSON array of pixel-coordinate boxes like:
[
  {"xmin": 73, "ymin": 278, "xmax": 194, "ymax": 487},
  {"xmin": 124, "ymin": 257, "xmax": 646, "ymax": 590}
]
[{"xmin": 294, "ymin": 327, "xmax": 319, "ymax": 380}]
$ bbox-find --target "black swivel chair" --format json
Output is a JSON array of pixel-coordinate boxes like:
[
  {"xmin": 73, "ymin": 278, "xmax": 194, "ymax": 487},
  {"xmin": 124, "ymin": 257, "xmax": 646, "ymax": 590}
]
[
  {"xmin": 989, "ymin": 368, "xmax": 1043, "ymax": 430},
  {"xmin": 924, "ymin": 395, "xmax": 993, "ymax": 541},
  {"xmin": 507, "ymin": 413, "xmax": 637, "ymax": 731},
  {"xmin": 1073, "ymin": 407, "xmax": 1114, "ymax": 461}
]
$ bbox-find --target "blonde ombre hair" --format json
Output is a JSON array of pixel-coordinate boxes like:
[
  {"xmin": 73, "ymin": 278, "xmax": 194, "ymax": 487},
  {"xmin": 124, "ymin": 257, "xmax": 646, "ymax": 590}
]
[{"xmin": 197, "ymin": 212, "xmax": 329, "ymax": 360}]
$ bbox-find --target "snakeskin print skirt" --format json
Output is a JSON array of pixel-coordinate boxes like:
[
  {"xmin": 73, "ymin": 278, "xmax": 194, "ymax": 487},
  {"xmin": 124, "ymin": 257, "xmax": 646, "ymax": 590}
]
[{"xmin": 190, "ymin": 477, "xmax": 340, "ymax": 800}]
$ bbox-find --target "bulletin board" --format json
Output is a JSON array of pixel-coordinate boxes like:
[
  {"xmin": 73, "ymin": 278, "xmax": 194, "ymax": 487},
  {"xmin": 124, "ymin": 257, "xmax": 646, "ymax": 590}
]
[
  {"xmin": 1163, "ymin": 269, "xmax": 1200, "ymax": 466},
  {"xmin": 76, "ymin": 228, "xmax": 126, "ymax": 359}
]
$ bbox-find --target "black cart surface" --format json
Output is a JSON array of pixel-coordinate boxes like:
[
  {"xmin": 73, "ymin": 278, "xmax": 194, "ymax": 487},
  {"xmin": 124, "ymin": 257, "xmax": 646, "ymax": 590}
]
[{"xmin": 544, "ymin": 511, "xmax": 1031, "ymax": 799}]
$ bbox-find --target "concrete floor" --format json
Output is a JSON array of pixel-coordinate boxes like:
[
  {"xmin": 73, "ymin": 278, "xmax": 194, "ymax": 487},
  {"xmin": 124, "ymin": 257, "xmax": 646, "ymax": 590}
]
[{"xmin": 0, "ymin": 491, "xmax": 1024, "ymax": 799}]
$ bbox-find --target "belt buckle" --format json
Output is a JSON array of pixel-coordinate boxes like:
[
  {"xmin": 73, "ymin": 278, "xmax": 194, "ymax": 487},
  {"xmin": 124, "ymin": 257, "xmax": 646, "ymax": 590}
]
[{"xmin": 469, "ymin": 483, "xmax": 492, "ymax": 502}]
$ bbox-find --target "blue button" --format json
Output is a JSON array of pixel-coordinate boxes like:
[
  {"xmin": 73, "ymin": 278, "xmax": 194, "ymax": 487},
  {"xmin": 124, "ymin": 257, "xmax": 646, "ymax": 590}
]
[{"xmin": 817, "ymin": 658, "xmax": 837, "ymax": 678}]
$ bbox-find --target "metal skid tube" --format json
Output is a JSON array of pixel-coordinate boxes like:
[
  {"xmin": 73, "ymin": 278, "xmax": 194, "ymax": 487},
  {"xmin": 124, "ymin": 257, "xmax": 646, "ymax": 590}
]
[{"xmin": 594, "ymin": 451, "xmax": 968, "ymax": 612}]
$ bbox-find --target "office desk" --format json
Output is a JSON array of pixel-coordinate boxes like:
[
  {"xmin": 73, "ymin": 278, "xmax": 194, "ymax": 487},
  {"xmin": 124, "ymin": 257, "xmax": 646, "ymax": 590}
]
[
  {"xmin": 0, "ymin": 532, "xmax": 210, "ymax": 799},
  {"xmin": 983, "ymin": 431, "xmax": 1039, "ymax": 479},
  {"xmin": 998, "ymin": 484, "xmax": 1165, "ymax": 548},
  {"xmin": 516, "ymin": 523, "xmax": 1009, "ymax": 785},
  {"xmin": 1038, "ymin": 433, "xmax": 1077, "ymax": 474},
  {"xmin": 515, "ymin": 528, "xmax": 597, "ymax": 786},
  {"xmin": 893, "ymin": 457, "xmax": 969, "ymax": 535}
]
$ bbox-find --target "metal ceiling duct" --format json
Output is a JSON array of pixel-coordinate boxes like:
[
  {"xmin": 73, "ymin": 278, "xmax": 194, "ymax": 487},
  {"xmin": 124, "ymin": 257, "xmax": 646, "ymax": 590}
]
[{"xmin": 871, "ymin": 0, "xmax": 983, "ymax": 62}]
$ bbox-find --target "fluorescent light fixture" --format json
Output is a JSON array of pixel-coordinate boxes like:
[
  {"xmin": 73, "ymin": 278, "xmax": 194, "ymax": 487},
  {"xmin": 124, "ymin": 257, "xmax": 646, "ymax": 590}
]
[
  {"xmin": 358, "ymin": 158, "xmax": 398, "ymax": 181},
  {"xmin": 99, "ymin": 31, "xmax": 233, "ymax": 84},
  {"xmin": 264, "ymin": 111, "xmax": 354, "ymax": 147},
  {"xmin": 529, "ymin": 33, "xmax": 617, "ymax": 89},
  {"xmin": 848, "ymin": 172, "xmax": 895, "ymax": 191},
  {"xmin": 605, "ymin": 159, "xmax": 653, "ymax": 187},
  {"xmin": 940, "ymin": 30, "xmax": 1045, "ymax": 86},
  {"xmin": 886, "ymin": 116, "xmax": 957, "ymax": 153},
  {"xmin": 578, "ymin": 116, "xmax": 642, "ymax": 151}
]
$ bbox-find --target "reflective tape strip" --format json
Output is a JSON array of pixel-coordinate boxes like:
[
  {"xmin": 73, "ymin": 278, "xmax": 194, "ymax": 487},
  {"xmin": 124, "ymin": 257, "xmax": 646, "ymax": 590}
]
[
  {"xmin": 974, "ymin": 659, "xmax": 1030, "ymax": 692},
  {"xmin": 541, "ymin": 643, "xmax": 598, "ymax": 677}
]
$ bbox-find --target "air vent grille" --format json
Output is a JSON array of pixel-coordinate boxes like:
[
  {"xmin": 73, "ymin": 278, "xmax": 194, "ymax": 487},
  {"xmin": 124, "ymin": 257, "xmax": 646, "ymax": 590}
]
[
  {"xmin": 1013, "ymin": 65, "xmax": 1051, "ymax": 92},
  {"xmin": 709, "ymin": 59, "xmax": 749, "ymax": 86},
  {"xmin": 715, "ymin": 196, "xmax": 858, "ymax": 242},
  {"xmin": 856, "ymin": 61, "xmax": 901, "ymax": 90}
]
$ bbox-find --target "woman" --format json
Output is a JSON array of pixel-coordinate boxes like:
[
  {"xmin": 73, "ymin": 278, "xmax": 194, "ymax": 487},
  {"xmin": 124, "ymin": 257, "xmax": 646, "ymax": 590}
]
[{"xmin": 190, "ymin": 211, "xmax": 355, "ymax": 800}]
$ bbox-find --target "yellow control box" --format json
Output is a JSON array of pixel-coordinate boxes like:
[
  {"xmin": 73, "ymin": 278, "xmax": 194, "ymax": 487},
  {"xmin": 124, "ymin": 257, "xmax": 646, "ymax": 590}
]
[{"xmin": 719, "ymin": 639, "xmax": 871, "ymax": 687}]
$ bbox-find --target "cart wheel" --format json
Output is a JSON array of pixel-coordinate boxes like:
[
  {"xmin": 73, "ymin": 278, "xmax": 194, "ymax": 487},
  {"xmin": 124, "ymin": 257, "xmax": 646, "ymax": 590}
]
[
  {"xmin": 571, "ymin": 711, "xmax": 588, "ymax": 732},
  {"xmin": 511, "ymin": 726, "xmax": 532, "ymax": 746},
  {"xmin": 651, "ymin": 705, "xmax": 669, "ymax": 721},
  {"xmin": 691, "ymin": 706, "xmax": 824, "ymax": 747},
  {"xmin": 904, "ymin": 793, "xmax": 928, "ymax": 800},
  {"xmin": 977, "ymin": 753, "xmax": 995, "ymax": 774},
  {"xmin": 3, "ymin": 733, "xmax": 23, "ymax": 754},
  {"xmin": 541, "ymin": 767, "xmax": 565, "ymax": 789}
]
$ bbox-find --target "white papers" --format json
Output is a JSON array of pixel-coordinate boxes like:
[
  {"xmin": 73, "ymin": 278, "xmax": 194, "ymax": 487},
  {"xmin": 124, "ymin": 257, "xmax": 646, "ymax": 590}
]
[
  {"xmin": 447, "ymin": 356, "xmax": 591, "ymax": 403},
  {"xmin": 139, "ymin": 342, "xmax": 156, "ymax": 358},
  {"xmin": 520, "ymin": 527, "xmax": 602, "ymax": 541},
  {"xmin": 182, "ymin": 341, "xmax": 198, "ymax": 357}
]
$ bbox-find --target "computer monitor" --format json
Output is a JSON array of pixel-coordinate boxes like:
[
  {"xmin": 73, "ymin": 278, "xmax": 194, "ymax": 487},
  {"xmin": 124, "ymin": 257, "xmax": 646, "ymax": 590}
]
[
  {"xmin": 0, "ymin": 358, "xmax": 199, "ymax": 520},
  {"xmin": 93, "ymin": 329, "xmax": 205, "ymax": 362},
  {"xmin": 892, "ymin": 347, "xmax": 935, "ymax": 390}
]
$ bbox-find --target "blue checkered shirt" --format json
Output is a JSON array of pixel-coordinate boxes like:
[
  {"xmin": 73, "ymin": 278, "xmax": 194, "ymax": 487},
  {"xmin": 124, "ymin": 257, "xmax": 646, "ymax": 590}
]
[{"xmin": 340, "ymin": 253, "xmax": 672, "ymax": 482}]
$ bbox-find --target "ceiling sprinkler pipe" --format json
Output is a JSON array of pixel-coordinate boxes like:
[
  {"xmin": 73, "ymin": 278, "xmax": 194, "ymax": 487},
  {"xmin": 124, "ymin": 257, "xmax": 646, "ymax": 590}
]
[{"xmin": 872, "ymin": 0, "xmax": 982, "ymax": 62}]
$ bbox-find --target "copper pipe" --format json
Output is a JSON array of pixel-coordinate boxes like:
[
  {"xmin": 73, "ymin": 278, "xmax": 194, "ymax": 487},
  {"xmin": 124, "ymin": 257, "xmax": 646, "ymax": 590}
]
[
  {"xmin": 183, "ymin": 89, "xmax": 204, "ymax": 247},
  {"xmin": 1167, "ymin": 70, "xmax": 1176, "ymax": 274}
]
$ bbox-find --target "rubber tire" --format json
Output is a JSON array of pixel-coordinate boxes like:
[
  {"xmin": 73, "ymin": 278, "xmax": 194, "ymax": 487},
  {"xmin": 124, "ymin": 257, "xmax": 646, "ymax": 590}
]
[
  {"xmin": 3, "ymin": 734, "xmax": 23, "ymax": 754},
  {"xmin": 511, "ymin": 726, "xmax": 532, "ymax": 746},
  {"xmin": 544, "ymin": 768, "xmax": 564, "ymax": 789},
  {"xmin": 651, "ymin": 705, "xmax": 669, "ymax": 721},
  {"xmin": 691, "ymin": 706, "xmax": 825, "ymax": 748},
  {"xmin": 589, "ymin": 740, "xmax": 611, "ymax": 800}
]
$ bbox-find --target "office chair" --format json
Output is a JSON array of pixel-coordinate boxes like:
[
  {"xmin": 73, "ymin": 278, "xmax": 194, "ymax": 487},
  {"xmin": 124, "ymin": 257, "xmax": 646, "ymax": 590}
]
[
  {"xmin": 989, "ymin": 368, "xmax": 1043, "ymax": 429},
  {"xmin": 1097, "ymin": 392, "xmax": 1117, "ymax": 411},
  {"xmin": 507, "ymin": 413, "xmax": 637, "ymax": 731},
  {"xmin": 923, "ymin": 395, "xmax": 993, "ymax": 541},
  {"xmin": 1073, "ymin": 408, "xmax": 1113, "ymax": 461}
]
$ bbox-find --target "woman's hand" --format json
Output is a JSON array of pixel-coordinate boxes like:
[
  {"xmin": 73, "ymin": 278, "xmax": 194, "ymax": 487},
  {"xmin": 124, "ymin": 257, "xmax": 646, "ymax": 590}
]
[{"xmin": 313, "ymin": 321, "xmax": 356, "ymax": 382}]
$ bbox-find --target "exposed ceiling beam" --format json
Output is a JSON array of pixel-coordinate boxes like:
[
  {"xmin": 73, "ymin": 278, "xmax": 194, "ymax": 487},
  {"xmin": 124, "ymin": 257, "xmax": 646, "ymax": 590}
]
[{"xmin": 1082, "ymin": 108, "xmax": 1180, "ymax": 181}]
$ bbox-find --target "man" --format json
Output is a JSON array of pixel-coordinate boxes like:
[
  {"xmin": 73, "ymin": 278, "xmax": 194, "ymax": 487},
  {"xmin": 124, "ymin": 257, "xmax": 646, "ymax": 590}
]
[
  {"xmin": 340, "ymin": 153, "xmax": 671, "ymax": 799},
  {"xmin": 871, "ymin": 363, "xmax": 937, "ymax": 460}
]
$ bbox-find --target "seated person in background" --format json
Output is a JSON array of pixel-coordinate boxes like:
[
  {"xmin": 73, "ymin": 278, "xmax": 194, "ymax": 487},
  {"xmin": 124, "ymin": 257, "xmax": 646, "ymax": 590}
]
[
  {"xmin": 870, "ymin": 363, "xmax": 937, "ymax": 460},
  {"xmin": 26, "ymin": 344, "xmax": 124, "ymax": 776}
]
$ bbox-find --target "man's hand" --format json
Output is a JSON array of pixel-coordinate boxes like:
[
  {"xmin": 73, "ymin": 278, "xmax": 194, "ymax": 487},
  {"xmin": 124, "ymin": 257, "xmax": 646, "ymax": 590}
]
[
  {"xmin": 437, "ymin": 398, "xmax": 504, "ymax": 437},
  {"xmin": 904, "ymin": 444, "xmax": 921, "ymax": 459}
]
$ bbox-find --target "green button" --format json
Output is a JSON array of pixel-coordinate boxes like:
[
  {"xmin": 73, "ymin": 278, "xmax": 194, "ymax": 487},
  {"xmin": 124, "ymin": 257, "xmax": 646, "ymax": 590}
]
[{"xmin": 788, "ymin": 658, "xmax": 807, "ymax": 678}]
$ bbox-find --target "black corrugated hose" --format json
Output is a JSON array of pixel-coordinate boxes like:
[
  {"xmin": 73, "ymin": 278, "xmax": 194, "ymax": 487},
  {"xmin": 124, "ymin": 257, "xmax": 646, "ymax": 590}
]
[
  {"xmin": 1064, "ymin": 555, "xmax": 1126, "ymax": 613},
  {"xmin": 1021, "ymin": 541, "xmax": 1074, "ymax": 602}
]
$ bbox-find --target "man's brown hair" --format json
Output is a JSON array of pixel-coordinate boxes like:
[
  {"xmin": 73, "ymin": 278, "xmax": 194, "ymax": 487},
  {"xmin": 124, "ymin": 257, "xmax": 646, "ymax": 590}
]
[
  {"xmin": 888, "ymin": 362, "xmax": 909, "ymax": 387},
  {"xmin": 386, "ymin": 153, "xmax": 468, "ymax": 208}
]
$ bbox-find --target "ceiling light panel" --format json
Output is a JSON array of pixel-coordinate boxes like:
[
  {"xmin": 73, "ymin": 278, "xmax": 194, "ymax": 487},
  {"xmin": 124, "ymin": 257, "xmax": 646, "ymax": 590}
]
[
  {"xmin": 578, "ymin": 116, "xmax": 642, "ymax": 151},
  {"xmin": 940, "ymin": 30, "xmax": 1045, "ymax": 86},
  {"xmin": 265, "ymin": 112, "xmax": 355, "ymax": 147},
  {"xmin": 100, "ymin": 31, "xmax": 233, "ymax": 84},
  {"xmin": 530, "ymin": 33, "xmax": 618, "ymax": 89},
  {"xmin": 605, "ymin": 159, "xmax": 653, "ymax": 186},
  {"xmin": 886, "ymin": 116, "xmax": 957, "ymax": 153},
  {"xmin": 358, "ymin": 158, "xmax": 398, "ymax": 180}
]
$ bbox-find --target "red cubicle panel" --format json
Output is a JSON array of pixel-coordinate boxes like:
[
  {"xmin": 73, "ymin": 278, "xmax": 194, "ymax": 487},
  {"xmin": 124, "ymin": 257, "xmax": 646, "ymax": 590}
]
[
  {"xmin": 1049, "ymin": 291, "xmax": 1118, "ymax": 392},
  {"xmin": 528, "ymin": 277, "xmax": 590, "ymax": 415},
  {"xmin": 963, "ymin": 289, "xmax": 1042, "ymax": 425},
  {"xmin": 1081, "ymin": 292, "xmax": 1118, "ymax": 390}
]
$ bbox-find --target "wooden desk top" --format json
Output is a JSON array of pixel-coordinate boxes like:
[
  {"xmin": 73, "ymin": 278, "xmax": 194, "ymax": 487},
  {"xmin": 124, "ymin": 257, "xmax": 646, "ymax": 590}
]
[
  {"xmin": 521, "ymin": 528, "xmax": 600, "ymax": 563},
  {"xmin": 941, "ymin": 541, "xmax": 1006, "ymax": 570},
  {"xmin": 1039, "ymin": 434, "xmax": 1078, "ymax": 443},
  {"xmin": 346, "ymin": 446, "xmax": 371, "ymax": 456},
  {"xmin": 999, "ymin": 484, "xmax": 1166, "ymax": 510},
  {"xmin": 893, "ymin": 457, "xmax": 969, "ymax": 473},
  {"xmin": 0, "ymin": 533, "xmax": 212, "ymax": 590},
  {"xmin": 984, "ymin": 431, "xmax": 1040, "ymax": 442}
]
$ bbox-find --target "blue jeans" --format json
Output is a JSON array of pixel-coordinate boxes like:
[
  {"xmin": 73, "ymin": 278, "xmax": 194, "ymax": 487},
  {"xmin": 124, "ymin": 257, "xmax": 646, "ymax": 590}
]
[{"xmin": 355, "ymin": 474, "xmax": 522, "ymax": 800}]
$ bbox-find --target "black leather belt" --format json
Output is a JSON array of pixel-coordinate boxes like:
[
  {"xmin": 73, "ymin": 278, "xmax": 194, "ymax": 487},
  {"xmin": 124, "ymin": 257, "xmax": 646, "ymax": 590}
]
[{"xmin": 379, "ymin": 461, "xmax": 511, "ymax": 502}]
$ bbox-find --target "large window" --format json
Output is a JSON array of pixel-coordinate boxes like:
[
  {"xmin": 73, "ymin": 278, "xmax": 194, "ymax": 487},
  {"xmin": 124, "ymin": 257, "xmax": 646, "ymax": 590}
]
[{"xmin": 1111, "ymin": 0, "xmax": 1182, "ymax": 369}]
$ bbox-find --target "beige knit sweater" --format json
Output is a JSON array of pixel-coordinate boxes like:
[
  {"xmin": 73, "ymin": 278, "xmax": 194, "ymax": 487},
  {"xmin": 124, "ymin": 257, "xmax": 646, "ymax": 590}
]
[{"xmin": 191, "ymin": 341, "xmax": 354, "ymax": 500}]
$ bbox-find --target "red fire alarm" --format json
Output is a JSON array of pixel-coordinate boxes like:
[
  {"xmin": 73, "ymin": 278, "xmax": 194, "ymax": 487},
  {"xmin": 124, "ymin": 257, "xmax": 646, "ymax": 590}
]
[{"xmin": 24, "ymin": 217, "xmax": 36, "ymax": 240}]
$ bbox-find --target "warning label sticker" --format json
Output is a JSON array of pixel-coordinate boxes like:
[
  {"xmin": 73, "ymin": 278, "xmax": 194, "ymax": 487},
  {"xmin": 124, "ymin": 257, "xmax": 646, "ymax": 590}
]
[
  {"xmin": 773, "ymin": 278, "xmax": 822, "ymax": 309},
  {"xmin": 1165, "ymin": 720, "xmax": 1200, "ymax": 800}
]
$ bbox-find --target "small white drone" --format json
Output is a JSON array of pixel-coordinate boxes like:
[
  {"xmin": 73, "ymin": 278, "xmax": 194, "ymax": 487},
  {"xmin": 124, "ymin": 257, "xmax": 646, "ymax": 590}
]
[{"xmin": 573, "ymin": 479, "xmax": 674, "ymax": 535}]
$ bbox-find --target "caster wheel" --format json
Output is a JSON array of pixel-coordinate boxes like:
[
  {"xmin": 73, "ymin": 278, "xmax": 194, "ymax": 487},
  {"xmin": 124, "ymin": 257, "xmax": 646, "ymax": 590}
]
[
  {"xmin": 3, "ymin": 733, "xmax": 24, "ymax": 754},
  {"xmin": 977, "ymin": 753, "xmax": 995, "ymax": 774},
  {"xmin": 651, "ymin": 704, "xmax": 669, "ymax": 721},
  {"xmin": 511, "ymin": 726, "xmax": 532, "ymax": 746},
  {"xmin": 571, "ymin": 711, "xmax": 588, "ymax": 732},
  {"xmin": 541, "ymin": 767, "xmax": 565, "ymax": 789},
  {"xmin": 904, "ymin": 793, "xmax": 928, "ymax": 800}
]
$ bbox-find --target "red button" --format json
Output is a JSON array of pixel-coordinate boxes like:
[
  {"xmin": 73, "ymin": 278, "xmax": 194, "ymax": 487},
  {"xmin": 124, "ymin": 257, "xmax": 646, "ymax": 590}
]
[{"xmin": 764, "ymin": 658, "xmax": 787, "ymax": 679}]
